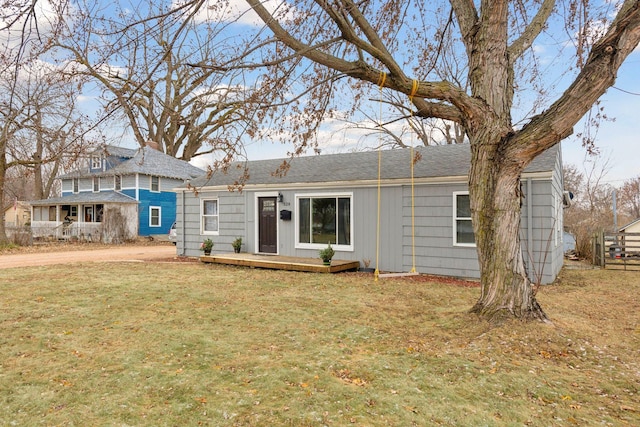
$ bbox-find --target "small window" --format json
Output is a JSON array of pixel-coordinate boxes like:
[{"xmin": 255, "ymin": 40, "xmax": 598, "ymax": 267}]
[
  {"xmin": 91, "ymin": 155, "xmax": 101, "ymax": 170},
  {"xmin": 454, "ymin": 192, "xmax": 475, "ymax": 246},
  {"xmin": 114, "ymin": 175, "xmax": 122, "ymax": 191},
  {"xmin": 201, "ymin": 199, "xmax": 219, "ymax": 234},
  {"xmin": 93, "ymin": 176, "xmax": 99, "ymax": 192},
  {"xmin": 150, "ymin": 206, "xmax": 161, "ymax": 227},
  {"xmin": 73, "ymin": 178, "xmax": 79, "ymax": 194},
  {"xmin": 151, "ymin": 176, "xmax": 160, "ymax": 192}
]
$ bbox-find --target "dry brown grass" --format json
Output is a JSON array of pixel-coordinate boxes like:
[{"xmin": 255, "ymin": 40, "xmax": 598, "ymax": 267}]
[{"xmin": 0, "ymin": 261, "xmax": 638, "ymax": 426}]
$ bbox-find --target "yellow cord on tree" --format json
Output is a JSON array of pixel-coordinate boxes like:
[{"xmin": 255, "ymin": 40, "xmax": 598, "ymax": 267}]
[
  {"xmin": 377, "ymin": 71, "xmax": 387, "ymax": 90},
  {"xmin": 409, "ymin": 79, "xmax": 419, "ymax": 101},
  {"xmin": 409, "ymin": 79, "xmax": 418, "ymax": 273},
  {"xmin": 374, "ymin": 72, "xmax": 386, "ymax": 282}
]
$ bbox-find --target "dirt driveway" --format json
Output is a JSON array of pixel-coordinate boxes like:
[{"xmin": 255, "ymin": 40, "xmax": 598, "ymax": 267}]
[{"xmin": 0, "ymin": 245, "xmax": 181, "ymax": 269}]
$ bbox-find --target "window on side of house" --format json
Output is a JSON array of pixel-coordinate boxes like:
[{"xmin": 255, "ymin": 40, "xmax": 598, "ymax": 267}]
[
  {"xmin": 296, "ymin": 194, "xmax": 353, "ymax": 250},
  {"xmin": 150, "ymin": 206, "xmax": 161, "ymax": 227},
  {"xmin": 115, "ymin": 175, "xmax": 122, "ymax": 191},
  {"xmin": 201, "ymin": 199, "xmax": 219, "ymax": 234},
  {"xmin": 91, "ymin": 155, "xmax": 101, "ymax": 170},
  {"xmin": 555, "ymin": 193, "xmax": 562, "ymax": 247},
  {"xmin": 453, "ymin": 192, "xmax": 475, "ymax": 246},
  {"xmin": 151, "ymin": 176, "xmax": 160, "ymax": 192},
  {"xmin": 93, "ymin": 176, "xmax": 99, "ymax": 192},
  {"xmin": 73, "ymin": 178, "xmax": 79, "ymax": 194}
]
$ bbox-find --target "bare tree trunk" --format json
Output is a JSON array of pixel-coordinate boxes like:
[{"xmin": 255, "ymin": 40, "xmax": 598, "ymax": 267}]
[
  {"xmin": 0, "ymin": 150, "xmax": 9, "ymax": 245},
  {"xmin": 468, "ymin": 142, "xmax": 548, "ymax": 321}
]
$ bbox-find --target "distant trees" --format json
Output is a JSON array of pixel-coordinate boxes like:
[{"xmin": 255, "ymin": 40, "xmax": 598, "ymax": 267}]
[
  {"xmin": 55, "ymin": 0, "xmax": 258, "ymax": 161},
  {"xmin": 618, "ymin": 176, "xmax": 640, "ymax": 219},
  {"xmin": 563, "ymin": 160, "xmax": 617, "ymax": 258},
  {"xmin": 0, "ymin": 65, "xmax": 90, "ymax": 243}
]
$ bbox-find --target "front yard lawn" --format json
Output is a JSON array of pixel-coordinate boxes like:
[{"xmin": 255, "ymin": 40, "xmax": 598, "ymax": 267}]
[{"xmin": 1, "ymin": 262, "xmax": 638, "ymax": 425}]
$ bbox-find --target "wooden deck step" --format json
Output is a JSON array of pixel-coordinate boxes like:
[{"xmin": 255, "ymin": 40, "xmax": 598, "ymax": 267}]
[{"xmin": 200, "ymin": 253, "xmax": 360, "ymax": 273}]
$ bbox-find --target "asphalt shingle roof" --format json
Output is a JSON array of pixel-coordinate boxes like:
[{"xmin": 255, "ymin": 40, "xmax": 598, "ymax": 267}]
[
  {"xmin": 29, "ymin": 191, "xmax": 137, "ymax": 206},
  {"xmin": 187, "ymin": 144, "xmax": 559, "ymax": 188},
  {"xmin": 59, "ymin": 146, "xmax": 204, "ymax": 180}
]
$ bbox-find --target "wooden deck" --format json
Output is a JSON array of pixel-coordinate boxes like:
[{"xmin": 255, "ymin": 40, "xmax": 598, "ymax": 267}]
[{"xmin": 199, "ymin": 253, "xmax": 361, "ymax": 273}]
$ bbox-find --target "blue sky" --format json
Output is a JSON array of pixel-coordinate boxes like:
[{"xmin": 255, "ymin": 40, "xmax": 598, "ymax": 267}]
[
  {"xmin": 561, "ymin": 50, "xmax": 640, "ymax": 184},
  {"xmin": 68, "ymin": 0, "xmax": 639, "ymax": 185}
]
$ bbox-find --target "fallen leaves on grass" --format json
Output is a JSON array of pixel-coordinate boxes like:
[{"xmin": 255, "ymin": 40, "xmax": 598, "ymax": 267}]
[{"xmin": 332, "ymin": 368, "xmax": 368, "ymax": 386}]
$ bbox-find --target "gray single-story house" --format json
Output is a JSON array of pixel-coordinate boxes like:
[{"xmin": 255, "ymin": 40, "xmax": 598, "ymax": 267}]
[{"xmin": 174, "ymin": 143, "xmax": 566, "ymax": 283}]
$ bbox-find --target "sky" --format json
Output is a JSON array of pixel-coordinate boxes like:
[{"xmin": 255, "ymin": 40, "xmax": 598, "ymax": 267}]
[
  {"xmin": 57, "ymin": 0, "xmax": 639, "ymax": 186},
  {"xmin": 560, "ymin": 51, "xmax": 640, "ymax": 184},
  {"xmin": 187, "ymin": 0, "xmax": 640, "ymax": 185}
]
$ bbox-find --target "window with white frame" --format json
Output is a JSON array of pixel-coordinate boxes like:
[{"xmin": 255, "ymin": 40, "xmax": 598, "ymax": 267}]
[
  {"xmin": 91, "ymin": 155, "xmax": 101, "ymax": 169},
  {"xmin": 555, "ymin": 193, "xmax": 562, "ymax": 247},
  {"xmin": 297, "ymin": 193, "xmax": 352, "ymax": 249},
  {"xmin": 72, "ymin": 178, "xmax": 79, "ymax": 194},
  {"xmin": 201, "ymin": 199, "xmax": 219, "ymax": 234},
  {"xmin": 93, "ymin": 176, "xmax": 99, "ymax": 192},
  {"xmin": 453, "ymin": 192, "xmax": 475, "ymax": 246},
  {"xmin": 150, "ymin": 206, "xmax": 161, "ymax": 227},
  {"xmin": 114, "ymin": 175, "xmax": 122, "ymax": 191},
  {"xmin": 151, "ymin": 176, "xmax": 160, "ymax": 192}
]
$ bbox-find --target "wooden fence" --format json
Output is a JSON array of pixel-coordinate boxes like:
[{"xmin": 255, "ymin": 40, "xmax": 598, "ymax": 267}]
[{"xmin": 593, "ymin": 231, "xmax": 640, "ymax": 270}]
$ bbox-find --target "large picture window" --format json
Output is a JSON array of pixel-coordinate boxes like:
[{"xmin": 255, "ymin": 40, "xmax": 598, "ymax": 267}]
[
  {"xmin": 297, "ymin": 194, "xmax": 352, "ymax": 250},
  {"xmin": 201, "ymin": 199, "xmax": 219, "ymax": 234},
  {"xmin": 454, "ymin": 192, "xmax": 475, "ymax": 246}
]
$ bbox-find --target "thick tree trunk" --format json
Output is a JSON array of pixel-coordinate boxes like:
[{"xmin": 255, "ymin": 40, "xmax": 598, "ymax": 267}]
[{"xmin": 467, "ymin": 142, "xmax": 548, "ymax": 322}]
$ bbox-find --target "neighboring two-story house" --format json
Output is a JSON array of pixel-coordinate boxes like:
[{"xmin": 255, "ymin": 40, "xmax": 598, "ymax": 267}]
[{"xmin": 30, "ymin": 143, "xmax": 204, "ymax": 242}]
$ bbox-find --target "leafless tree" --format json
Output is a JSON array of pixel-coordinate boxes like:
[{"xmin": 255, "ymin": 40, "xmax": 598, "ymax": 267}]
[
  {"xmin": 54, "ymin": 0, "xmax": 260, "ymax": 161},
  {"xmin": 220, "ymin": 0, "xmax": 640, "ymax": 321},
  {"xmin": 618, "ymin": 176, "xmax": 640, "ymax": 219},
  {"xmin": 0, "ymin": 65, "xmax": 90, "ymax": 243},
  {"xmin": 563, "ymin": 160, "xmax": 616, "ymax": 259}
]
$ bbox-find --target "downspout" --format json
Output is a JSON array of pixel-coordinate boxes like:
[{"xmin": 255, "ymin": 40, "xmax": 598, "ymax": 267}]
[
  {"xmin": 180, "ymin": 189, "xmax": 186, "ymax": 256},
  {"xmin": 526, "ymin": 178, "xmax": 533, "ymax": 279}
]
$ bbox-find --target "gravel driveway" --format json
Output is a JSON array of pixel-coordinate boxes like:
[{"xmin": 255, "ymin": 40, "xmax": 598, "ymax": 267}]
[{"xmin": 0, "ymin": 245, "xmax": 179, "ymax": 269}]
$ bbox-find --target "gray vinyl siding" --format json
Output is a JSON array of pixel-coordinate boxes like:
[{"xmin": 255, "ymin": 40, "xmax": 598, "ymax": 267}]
[
  {"xmin": 177, "ymin": 178, "xmax": 561, "ymax": 282},
  {"xmin": 79, "ymin": 178, "xmax": 92, "ymax": 192},
  {"xmin": 101, "ymin": 176, "xmax": 114, "ymax": 191},
  {"xmin": 176, "ymin": 190, "xmax": 246, "ymax": 255},
  {"xmin": 122, "ymin": 175, "xmax": 137, "ymax": 189},
  {"xmin": 279, "ymin": 187, "xmax": 403, "ymax": 270},
  {"xmin": 175, "ymin": 146, "xmax": 564, "ymax": 283},
  {"xmin": 407, "ymin": 183, "xmax": 480, "ymax": 278}
]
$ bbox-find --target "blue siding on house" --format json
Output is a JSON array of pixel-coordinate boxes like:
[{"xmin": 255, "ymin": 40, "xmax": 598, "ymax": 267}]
[
  {"xmin": 121, "ymin": 189, "xmax": 136, "ymax": 199},
  {"xmin": 138, "ymin": 189, "xmax": 177, "ymax": 236}
]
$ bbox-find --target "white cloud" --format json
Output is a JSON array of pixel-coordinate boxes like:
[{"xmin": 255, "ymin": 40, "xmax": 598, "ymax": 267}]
[
  {"xmin": 0, "ymin": 0, "xmax": 64, "ymax": 54},
  {"xmin": 172, "ymin": 0, "xmax": 290, "ymax": 26}
]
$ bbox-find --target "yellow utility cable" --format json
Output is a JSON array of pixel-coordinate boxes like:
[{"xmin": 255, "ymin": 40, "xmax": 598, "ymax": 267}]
[
  {"xmin": 374, "ymin": 71, "xmax": 386, "ymax": 282},
  {"xmin": 408, "ymin": 80, "xmax": 419, "ymax": 273}
]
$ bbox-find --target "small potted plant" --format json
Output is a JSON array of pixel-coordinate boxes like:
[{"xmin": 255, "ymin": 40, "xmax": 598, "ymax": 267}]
[
  {"xmin": 200, "ymin": 238, "xmax": 214, "ymax": 255},
  {"xmin": 319, "ymin": 242, "xmax": 335, "ymax": 266},
  {"xmin": 232, "ymin": 237, "xmax": 243, "ymax": 253}
]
